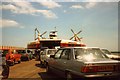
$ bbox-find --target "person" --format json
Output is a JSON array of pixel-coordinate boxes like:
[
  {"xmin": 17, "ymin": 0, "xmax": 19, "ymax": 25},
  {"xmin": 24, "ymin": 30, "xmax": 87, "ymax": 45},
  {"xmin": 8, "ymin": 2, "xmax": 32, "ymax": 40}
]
[{"xmin": 35, "ymin": 49, "xmax": 40, "ymax": 61}]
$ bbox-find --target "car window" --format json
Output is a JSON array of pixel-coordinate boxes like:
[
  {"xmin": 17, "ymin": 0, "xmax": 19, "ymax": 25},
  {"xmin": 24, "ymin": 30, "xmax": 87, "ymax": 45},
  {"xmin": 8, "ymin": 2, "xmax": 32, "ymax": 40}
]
[
  {"xmin": 27, "ymin": 50, "xmax": 31, "ymax": 53},
  {"xmin": 102, "ymin": 49, "xmax": 111, "ymax": 55},
  {"xmin": 40, "ymin": 51, "xmax": 44, "ymax": 55},
  {"xmin": 60, "ymin": 49, "xmax": 70, "ymax": 60},
  {"xmin": 2, "ymin": 50, "xmax": 8, "ymax": 56},
  {"xmin": 74, "ymin": 48, "xmax": 108, "ymax": 60},
  {"xmin": 48, "ymin": 50, "xmax": 57, "ymax": 55},
  {"xmin": 54, "ymin": 49, "xmax": 63, "ymax": 59},
  {"xmin": 17, "ymin": 50, "xmax": 26, "ymax": 54}
]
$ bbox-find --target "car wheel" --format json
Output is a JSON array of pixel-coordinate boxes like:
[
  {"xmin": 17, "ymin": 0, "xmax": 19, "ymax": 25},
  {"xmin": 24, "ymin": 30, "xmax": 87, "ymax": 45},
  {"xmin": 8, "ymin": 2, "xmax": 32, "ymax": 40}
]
[
  {"xmin": 11, "ymin": 60, "xmax": 15, "ymax": 66},
  {"xmin": 40, "ymin": 61, "xmax": 43, "ymax": 65},
  {"xmin": 44, "ymin": 61, "xmax": 47, "ymax": 68},
  {"xmin": 66, "ymin": 72, "xmax": 72, "ymax": 80},
  {"xmin": 27, "ymin": 57, "xmax": 30, "ymax": 61},
  {"xmin": 46, "ymin": 64, "xmax": 50, "ymax": 74},
  {"xmin": 30, "ymin": 55, "xmax": 32, "ymax": 60},
  {"xmin": 2, "ymin": 65, "xmax": 9, "ymax": 79},
  {"xmin": 18, "ymin": 59, "xmax": 21, "ymax": 63}
]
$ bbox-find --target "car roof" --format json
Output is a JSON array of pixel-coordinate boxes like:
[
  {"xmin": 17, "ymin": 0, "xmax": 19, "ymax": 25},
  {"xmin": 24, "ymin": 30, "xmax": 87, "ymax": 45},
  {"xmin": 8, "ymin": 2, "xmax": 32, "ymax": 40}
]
[
  {"xmin": 59, "ymin": 47, "xmax": 100, "ymax": 49},
  {"xmin": 101, "ymin": 48, "xmax": 108, "ymax": 50},
  {"xmin": 45, "ymin": 49, "xmax": 57, "ymax": 50}
]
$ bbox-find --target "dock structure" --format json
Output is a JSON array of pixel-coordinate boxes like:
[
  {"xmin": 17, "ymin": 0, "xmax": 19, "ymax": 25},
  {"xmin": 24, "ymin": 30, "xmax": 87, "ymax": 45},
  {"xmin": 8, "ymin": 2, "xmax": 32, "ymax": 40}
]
[{"xmin": 0, "ymin": 46, "xmax": 25, "ymax": 53}]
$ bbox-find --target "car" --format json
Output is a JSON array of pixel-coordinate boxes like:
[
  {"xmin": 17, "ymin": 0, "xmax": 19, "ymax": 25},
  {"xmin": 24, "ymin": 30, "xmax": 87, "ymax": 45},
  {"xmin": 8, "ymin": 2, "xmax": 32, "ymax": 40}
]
[
  {"xmin": 101, "ymin": 49, "xmax": 120, "ymax": 60},
  {"xmin": 0, "ymin": 51, "xmax": 9, "ymax": 79},
  {"xmin": 40, "ymin": 49, "xmax": 57, "ymax": 67},
  {"xmin": 111, "ymin": 51, "xmax": 120, "ymax": 60},
  {"xmin": 6, "ymin": 51, "xmax": 21, "ymax": 66},
  {"xmin": 17, "ymin": 49, "xmax": 33, "ymax": 61},
  {"xmin": 46, "ymin": 47, "xmax": 120, "ymax": 80}
]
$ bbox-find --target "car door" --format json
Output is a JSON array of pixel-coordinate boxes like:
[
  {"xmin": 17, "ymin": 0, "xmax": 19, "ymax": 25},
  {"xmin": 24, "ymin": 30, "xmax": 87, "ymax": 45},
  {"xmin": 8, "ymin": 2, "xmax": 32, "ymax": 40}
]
[
  {"xmin": 48, "ymin": 49, "xmax": 63, "ymax": 73},
  {"xmin": 58, "ymin": 49, "xmax": 72, "ymax": 72},
  {"xmin": 52, "ymin": 49, "xmax": 72, "ymax": 76}
]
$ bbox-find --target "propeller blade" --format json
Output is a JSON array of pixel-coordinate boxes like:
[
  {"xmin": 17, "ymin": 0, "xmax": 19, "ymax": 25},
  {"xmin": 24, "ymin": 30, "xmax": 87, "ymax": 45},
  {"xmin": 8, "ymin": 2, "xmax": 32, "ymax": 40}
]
[
  {"xmin": 70, "ymin": 36, "xmax": 74, "ymax": 40},
  {"xmin": 71, "ymin": 29, "xmax": 75, "ymax": 34},
  {"xmin": 35, "ymin": 28, "xmax": 40, "ymax": 34},
  {"xmin": 40, "ymin": 31, "xmax": 47, "ymax": 36},
  {"xmin": 35, "ymin": 28, "xmax": 37, "ymax": 31},
  {"xmin": 77, "ymin": 36, "xmax": 82, "ymax": 41},
  {"xmin": 41, "ymin": 36, "xmax": 44, "ymax": 39},
  {"xmin": 76, "ymin": 30, "xmax": 82, "ymax": 35}
]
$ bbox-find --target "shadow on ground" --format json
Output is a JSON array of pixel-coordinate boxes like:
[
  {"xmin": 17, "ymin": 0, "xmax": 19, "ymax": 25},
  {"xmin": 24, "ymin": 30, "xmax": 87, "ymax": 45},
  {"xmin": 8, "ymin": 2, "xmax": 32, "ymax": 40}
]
[
  {"xmin": 35, "ymin": 63, "xmax": 65, "ymax": 80},
  {"xmin": 38, "ymin": 72, "xmax": 65, "ymax": 80}
]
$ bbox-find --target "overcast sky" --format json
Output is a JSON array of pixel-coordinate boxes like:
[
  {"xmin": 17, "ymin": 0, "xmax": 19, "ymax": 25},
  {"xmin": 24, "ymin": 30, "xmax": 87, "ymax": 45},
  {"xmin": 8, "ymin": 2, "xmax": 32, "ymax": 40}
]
[{"xmin": 0, "ymin": 0, "xmax": 119, "ymax": 51}]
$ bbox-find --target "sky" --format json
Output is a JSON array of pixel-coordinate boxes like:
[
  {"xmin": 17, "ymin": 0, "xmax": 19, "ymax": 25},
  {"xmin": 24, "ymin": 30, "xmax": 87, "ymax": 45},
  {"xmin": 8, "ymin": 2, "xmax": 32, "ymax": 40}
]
[{"xmin": 0, "ymin": 0, "xmax": 119, "ymax": 51}]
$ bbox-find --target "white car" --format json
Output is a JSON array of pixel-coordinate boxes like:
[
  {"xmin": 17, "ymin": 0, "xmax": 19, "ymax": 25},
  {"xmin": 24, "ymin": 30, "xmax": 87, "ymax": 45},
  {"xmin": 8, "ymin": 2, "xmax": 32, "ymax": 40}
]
[
  {"xmin": 101, "ymin": 49, "xmax": 120, "ymax": 60},
  {"xmin": 40, "ymin": 49, "xmax": 57, "ymax": 67}
]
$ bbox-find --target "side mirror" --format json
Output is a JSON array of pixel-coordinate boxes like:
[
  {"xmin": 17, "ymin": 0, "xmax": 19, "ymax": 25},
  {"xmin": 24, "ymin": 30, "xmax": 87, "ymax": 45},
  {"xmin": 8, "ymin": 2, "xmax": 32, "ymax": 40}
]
[{"xmin": 50, "ymin": 55, "xmax": 55, "ymax": 58}]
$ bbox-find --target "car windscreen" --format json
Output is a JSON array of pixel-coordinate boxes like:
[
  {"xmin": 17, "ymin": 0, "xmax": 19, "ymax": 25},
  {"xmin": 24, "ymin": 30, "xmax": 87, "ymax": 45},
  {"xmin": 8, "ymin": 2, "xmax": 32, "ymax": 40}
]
[
  {"xmin": 48, "ymin": 50, "xmax": 57, "ymax": 55},
  {"xmin": 74, "ymin": 48, "xmax": 109, "ymax": 60},
  {"xmin": 17, "ymin": 50, "xmax": 26, "ymax": 54},
  {"xmin": 102, "ymin": 49, "xmax": 111, "ymax": 55}
]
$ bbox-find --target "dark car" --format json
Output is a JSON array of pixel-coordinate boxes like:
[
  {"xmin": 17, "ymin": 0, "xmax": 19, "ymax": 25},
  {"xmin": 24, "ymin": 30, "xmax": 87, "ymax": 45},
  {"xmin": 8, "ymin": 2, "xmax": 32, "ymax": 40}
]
[
  {"xmin": 46, "ymin": 47, "xmax": 120, "ymax": 80},
  {"xmin": 17, "ymin": 49, "xmax": 33, "ymax": 61},
  {"xmin": 0, "ymin": 51, "xmax": 9, "ymax": 79}
]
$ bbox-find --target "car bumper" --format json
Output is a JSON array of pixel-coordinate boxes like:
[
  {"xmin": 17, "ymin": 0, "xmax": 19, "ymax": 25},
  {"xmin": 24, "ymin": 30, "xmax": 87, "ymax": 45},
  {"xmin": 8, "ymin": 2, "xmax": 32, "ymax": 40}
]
[
  {"xmin": 21, "ymin": 56, "xmax": 29, "ymax": 61},
  {"xmin": 111, "ymin": 58, "xmax": 120, "ymax": 61},
  {"xmin": 71, "ymin": 71, "xmax": 120, "ymax": 79},
  {"xmin": 6, "ymin": 60, "xmax": 14, "ymax": 64}
]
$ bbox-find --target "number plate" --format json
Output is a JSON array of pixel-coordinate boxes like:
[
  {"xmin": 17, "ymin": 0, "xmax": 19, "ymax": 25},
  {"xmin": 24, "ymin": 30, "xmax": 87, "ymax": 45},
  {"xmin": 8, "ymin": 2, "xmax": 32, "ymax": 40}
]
[
  {"xmin": 115, "ymin": 65, "xmax": 120, "ymax": 71},
  {"xmin": 98, "ymin": 66, "xmax": 114, "ymax": 71}
]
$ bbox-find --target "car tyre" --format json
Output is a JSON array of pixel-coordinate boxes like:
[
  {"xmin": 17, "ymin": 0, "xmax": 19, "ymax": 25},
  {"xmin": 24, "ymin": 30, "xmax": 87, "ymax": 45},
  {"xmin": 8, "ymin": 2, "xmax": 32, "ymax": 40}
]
[
  {"xmin": 44, "ymin": 61, "xmax": 47, "ymax": 68},
  {"xmin": 66, "ymin": 72, "xmax": 72, "ymax": 80},
  {"xmin": 40, "ymin": 61, "xmax": 44, "ymax": 67},
  {"xmin": 11, "ymin": 60, "xmax": 15, "ymax": 66},
  {"xmin": 27, "ymin": 57, "xmax": 30, "ymax": 61},
  {"xmin": 46, "ymin": 64, "xmax": 50, "ymax": 74},
  {"xmin": 18, "ymin": 59, "xmax": 21, "ymax": 63},
  {"xmin": 2, "ymin": 65, "xmax": 9, "ymax": 79}
]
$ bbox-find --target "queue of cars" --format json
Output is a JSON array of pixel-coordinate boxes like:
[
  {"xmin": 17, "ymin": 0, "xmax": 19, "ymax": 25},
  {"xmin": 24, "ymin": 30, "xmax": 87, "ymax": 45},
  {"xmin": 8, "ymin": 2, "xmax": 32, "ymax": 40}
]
[
  {"xmin": 42, "ymin": 47, "xmax": 120, "ymax": 80},
  {"xmin": 0, "ymin": 49, "xmax": 33, "ymax": 79},
  {"xmin": 0, "ymin": 49, "xmax": 34, "ymax": 67},
  {"xmin": 17, "ymin": 49, "xmax": 33, "ymax": 61},
  {"xmin": 1, "ymin": 46, "xmax": 119, "ymax": 79}
]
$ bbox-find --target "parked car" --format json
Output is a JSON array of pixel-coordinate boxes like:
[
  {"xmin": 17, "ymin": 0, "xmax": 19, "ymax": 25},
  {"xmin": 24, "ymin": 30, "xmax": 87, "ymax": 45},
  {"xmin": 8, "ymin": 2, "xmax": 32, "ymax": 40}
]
[
  {"xmin": 101, "ymin": 48, "xmax": 120, "ymax": 60},
  {"xmin": 17, "ymin": 49, "xmax": 33, "ymax": 61},
  {"xmin": 40, "ymin": 49, "xmax": 57, "ymax": 67},
  {"xmin": 6, "ymin": 51, "xmax": 21, "ymax": 66},
  {"xmin": 0, "ymin": 51, "xmax": 9, "ymax": 79},
  {"xmin": 46, "ymin": 47, "xmax": 120, "ymax": 80}
]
